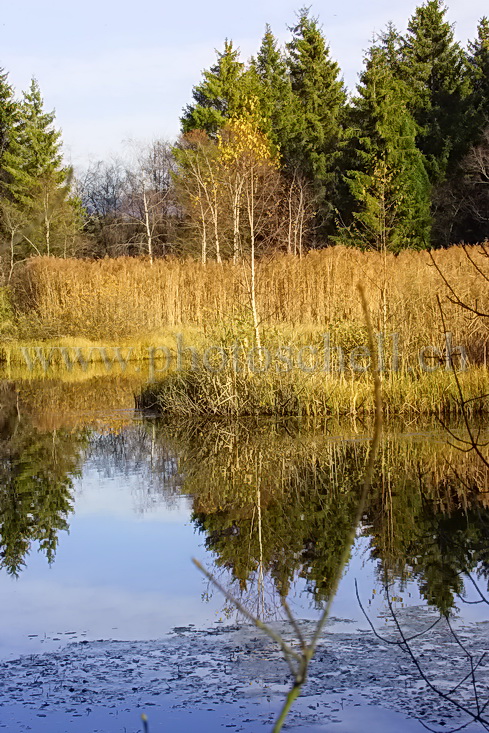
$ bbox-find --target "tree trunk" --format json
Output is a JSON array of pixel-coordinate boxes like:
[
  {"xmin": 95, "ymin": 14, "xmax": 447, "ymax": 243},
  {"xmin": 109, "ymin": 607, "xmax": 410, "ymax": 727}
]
[
  {"xmin": 143, "ymin": 188, "xmax": 153, "ymax": 264},
  {"xmin": 248, "ymin": 169, "xmax": 261, "ymax": 351}
]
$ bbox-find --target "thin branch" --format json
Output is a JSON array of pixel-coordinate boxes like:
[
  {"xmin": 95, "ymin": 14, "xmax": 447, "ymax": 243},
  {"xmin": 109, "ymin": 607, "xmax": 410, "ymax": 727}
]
[
  {"xmin": 436, "ymin": 295, "xmax": 489, "ymax": 469},
  {"xmin": 445, "ymin": 614, "xmax": 480, "ymax": 715},
  {"xmin": 355, "ymin": 579, "xmax": 442, "ymax": 645},
  {"xmin": 192, "ymin": 558, "xmax": 301, "ymax": 674},
  {"xmin": 385, "ymin": 584, "xmax": 489, "ymax": 729}
]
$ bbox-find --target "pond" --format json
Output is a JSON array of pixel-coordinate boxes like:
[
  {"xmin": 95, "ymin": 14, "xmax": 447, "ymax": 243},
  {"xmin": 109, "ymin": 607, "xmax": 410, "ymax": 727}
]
[{"xmin": 1, "ymin": 376, "xmax": 488, "ymax": 732}]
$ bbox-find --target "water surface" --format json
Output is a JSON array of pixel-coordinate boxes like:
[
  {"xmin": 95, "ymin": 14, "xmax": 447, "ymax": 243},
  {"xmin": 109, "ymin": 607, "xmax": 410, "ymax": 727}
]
[{"xmin": 1, "ymin": 376, "xmax": 488, "ymax": 731}]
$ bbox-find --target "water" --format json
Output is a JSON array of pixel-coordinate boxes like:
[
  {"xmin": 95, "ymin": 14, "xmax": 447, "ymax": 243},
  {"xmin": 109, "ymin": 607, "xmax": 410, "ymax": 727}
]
[{"xmin": 0, "ymin": 377, "xmax": 488, "ymax": 732}]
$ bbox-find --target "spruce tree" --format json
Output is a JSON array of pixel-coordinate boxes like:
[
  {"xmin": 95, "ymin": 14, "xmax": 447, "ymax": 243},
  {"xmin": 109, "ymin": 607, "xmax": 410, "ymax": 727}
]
[
  {"xmin": 400, "ymin": 0, "xmax": 471, "ymax": 182},
  {"xmin": 2, "ymin": 78, "xmax": 76, "ymax": 256},
  {"xmin": 0, "ymin": 68, "xmax": 17, "ymax": 165},
  {"xmin": 343, "ymin": 46, "xmax": 431, "ymax": 252},
  {"xmin": 0, "ymin": 67, "xmax": 19, "ymax": 258},
  {"xmin": 286, "ymin": 7, "xmax": 346, "ymax": 230},
  {"xmin": 468, "ymin": 17, "xmax": 489, "ymax": 136},
  {"xmin": 252, "ymin": 25, "xmax": 298, "ymax": 155},
  {"xmin": 181, "ymin": 41, "xmax": 258, "ymax": 135},
  {"xmin": 378, "ymin": 23, "xmax": 403, "ymax": 75}
]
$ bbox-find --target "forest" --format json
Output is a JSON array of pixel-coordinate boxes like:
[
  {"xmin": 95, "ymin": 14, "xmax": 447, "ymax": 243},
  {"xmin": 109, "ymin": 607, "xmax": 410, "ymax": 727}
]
[{"xmin": 0, "ymin": 0, "xmax": 488, "ymax": 277}]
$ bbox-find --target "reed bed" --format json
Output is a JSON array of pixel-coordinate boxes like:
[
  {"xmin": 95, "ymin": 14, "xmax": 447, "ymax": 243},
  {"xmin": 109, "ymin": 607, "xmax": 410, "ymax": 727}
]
[
  {"xmin": 137, "ymin": 367, "xmax": 489, "ymax": 418},
  {"xmin": 5, "ymin": 247, "xmax": 489, "ymax": 416},
  {"xmin": 7, "ymin": 247, "xmax": 489, "ymax": 363}
]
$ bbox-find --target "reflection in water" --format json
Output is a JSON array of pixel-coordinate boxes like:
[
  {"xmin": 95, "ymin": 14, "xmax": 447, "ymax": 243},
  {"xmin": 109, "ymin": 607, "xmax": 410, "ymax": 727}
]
[
  {"xmin": 2, "ymin": 386, "xmax": 489, "ymax": 617},
  {"xmin": 1, "ymin": 384, "xmax": 489, "ymax": 730},
  {"xmin": 153, "ymin": 418, "xmax": 489, "ymax": 616},
  {"xmin": 0, "ymin": 383, "xmax": 87, "ymax": 575},
  {"xmin": 85, "ymin": 423, "xmax": 182, "ymax": 513}
]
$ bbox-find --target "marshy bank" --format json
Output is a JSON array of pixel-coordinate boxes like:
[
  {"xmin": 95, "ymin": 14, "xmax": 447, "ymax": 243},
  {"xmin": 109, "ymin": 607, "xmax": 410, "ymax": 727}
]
[{"xmin": 1, "ymin": 245, "xmax": 488, "ymax": 417}]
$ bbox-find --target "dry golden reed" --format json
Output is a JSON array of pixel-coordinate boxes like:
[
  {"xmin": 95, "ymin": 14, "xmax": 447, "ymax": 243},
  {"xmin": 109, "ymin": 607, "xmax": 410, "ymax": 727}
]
[
  {"xmin": 7, "ymin": 246, "xmax": 489, "ymax": 361},
  {"xmin": 137, "ymin": 366, "xmax": 489, "ymax": 417},
  {"xmin": 12, "ymin": 376, "xmax": 142, "ymax": 431}
]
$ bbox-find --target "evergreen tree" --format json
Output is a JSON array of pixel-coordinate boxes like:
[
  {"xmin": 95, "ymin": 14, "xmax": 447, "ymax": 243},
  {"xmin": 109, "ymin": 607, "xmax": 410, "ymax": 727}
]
[
  {"xmin": 0, "ymin": 67, "xmax": 20, "ymax": 269},
  {"xmin": 2, "ymin": 78, "xmax": 77, "ymax": 256},
  {"xmin": 400, "ymin": 0, "xmax": 471, "ymax": 182},
  {"xmin": 0, "ymin": 68, "xmax": 17, "ymax": 167},
  {"xmin": 343, "ymin": 46, "xmax": 431, "ymax": 252},
  {"xmin": 286, "ymin": 7, "xmax": 346, "ymax": 230},
  {"xmin": 378, "ymin": 22, "xmax": 403, "ymax": 75},
  {"xmin": 252, "ymin": 25, "xmax": 298, "ymax": 155},
  {"xmin": 181, "ymin": 40, "xmax": 258, "ymax": 136},
  {"xmin": 468, "ymin": 17, "xmax": 489, "ymax": 136},
  {"xmin": 0, "ymin": 407, "xmax": 85, "ymax": 576}
]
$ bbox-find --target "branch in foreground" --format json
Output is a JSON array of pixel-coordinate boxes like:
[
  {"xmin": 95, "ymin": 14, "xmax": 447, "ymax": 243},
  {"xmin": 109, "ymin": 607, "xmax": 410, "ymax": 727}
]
[{"xmin": 193, "ymin": 282, "xmax": 383, "ymax": 731}]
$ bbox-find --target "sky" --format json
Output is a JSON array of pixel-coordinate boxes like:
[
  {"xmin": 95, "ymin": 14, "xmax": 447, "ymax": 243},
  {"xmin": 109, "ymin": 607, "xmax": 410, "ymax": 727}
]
[{"xmin": 1, "ymin": 0, "xmax": 487, "ymax": 170}]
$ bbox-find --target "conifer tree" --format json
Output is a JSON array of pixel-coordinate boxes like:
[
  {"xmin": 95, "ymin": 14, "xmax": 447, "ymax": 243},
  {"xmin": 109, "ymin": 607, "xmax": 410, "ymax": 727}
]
[
  {"xmin": 2, "ymin": 78, "xmax": 78, "ymax": 257},
  {"xmin": 252, "ymin": 25, "xmax": 298, "ymax": 155},
  {"xmin": 0, "ymin": 68, "xmax": 17, "ymax": 167},
  {"xmin": 286, "ymin": 8, "xmax": 346, "ymax": 229},
  {"xmin": 181, "ymin": 41, "xmax": 258, "ymax": 136},
  {"xmin": 343, "ymin": 47, "xmax": 431, "ymax": 252},
  {"xmin": 400, "ymin": 0, "xmax": 471, "ymax": 182},
  {"xmin": 378, "ymin": 23, "xmax": 403, "ymax": 74},
  {"xmin": 0, "ymin": 67, "xmax": 20, "ymax": 268},
  {"xmin": 468, "ymin": 17, "xmax": 489, "ymax": 136}
]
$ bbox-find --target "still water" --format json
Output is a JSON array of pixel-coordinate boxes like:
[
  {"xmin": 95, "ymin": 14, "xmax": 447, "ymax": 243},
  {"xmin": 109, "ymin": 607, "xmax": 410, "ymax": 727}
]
[{"xmin": 1, "ymin": 377, "xmax": 488, "ymax": 732}]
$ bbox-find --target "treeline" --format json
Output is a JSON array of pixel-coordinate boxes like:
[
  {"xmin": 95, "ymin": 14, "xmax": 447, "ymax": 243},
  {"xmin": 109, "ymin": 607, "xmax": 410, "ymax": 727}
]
[{"xmin": 1, "ymin": 0, "xmax": 488, "ymax": 273}]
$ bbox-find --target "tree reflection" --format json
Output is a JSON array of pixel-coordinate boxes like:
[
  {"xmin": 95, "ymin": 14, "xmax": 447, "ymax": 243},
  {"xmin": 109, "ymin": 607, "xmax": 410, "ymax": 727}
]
[
  {"xmin": 154, "ymin": 418, "xmax": 489, "ymax": 615},
  {"xmin": 0, "ymin": 382, "xmax": 87, "ymax": 575}
]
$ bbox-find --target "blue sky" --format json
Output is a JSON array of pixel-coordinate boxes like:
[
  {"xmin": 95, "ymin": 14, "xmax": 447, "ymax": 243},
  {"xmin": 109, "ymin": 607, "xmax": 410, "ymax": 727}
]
[{"xmin": 1, "ymin": 0, "xmax": 487, "ymax": 169}]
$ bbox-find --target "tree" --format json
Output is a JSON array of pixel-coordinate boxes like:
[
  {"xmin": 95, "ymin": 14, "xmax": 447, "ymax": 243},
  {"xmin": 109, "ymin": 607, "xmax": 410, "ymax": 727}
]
[
  {"xmin": 342, "ymin": 46, "xmax": 431, "ymax": 253},
  {"xmin": 0, "ymin": 69, "xmax": 20, "ymax": 275},
  {"xmin": 400, "ymin": 0, "xmax": 471, "ymax": 183},
  {"xmin": 0, "ymin": 68, "xmax": 17, "ymax": 176},
  {"xmin": 433, "ymin": 127, "xmax": 489, "ymax": 244},
  {"xmin": 181, "ymin": 40, "xmax": 258, "ymax": 136},
  {"xmin": 123, "ymin": 140, "xmax": 177, "ymax": 262},
  {"xmin": 429, "ymin": 16, "xmax": 489, "ymax": 246},
  {"xmin": 0, "ymin": 197, "xmax": 30, "ymax": 282},
  {"xmin": 173, "ymin": 130, "xmax": 223, "ymax": 263},
  {"xmin": 286, "ymin": 7, "xmax": 346, "ymax": 231},
  {"xmin": 283, "ymin": 172, "xmax": 316, "ymax": 257},
  {"xmin": 0, "ymin": 388, "xmax": 86, "ymax": 576},
  {"xmin": 77, "ymin": 158, "xmax": 128, "ymax": 256},
  {"xmin": 378, "ymin": 22, "xmax": 404, "ymax": 76},
  {"xmin": 2, "ymin": 78, "xmax": 80, "ymax": 258},
  {"xmin": 252, "ymin": 25, "xmax": 298, "ymax": 155},
  {"xmin": 217, "ymin": 114, "xmax": 281, "ymax": 347},
  {"xmin": 461, "ymin": 128, "xmax": 489, "ymax": 240},
  {"xmin": 468, "ymin": 17, "xmax": 489, "ymax": 137}
]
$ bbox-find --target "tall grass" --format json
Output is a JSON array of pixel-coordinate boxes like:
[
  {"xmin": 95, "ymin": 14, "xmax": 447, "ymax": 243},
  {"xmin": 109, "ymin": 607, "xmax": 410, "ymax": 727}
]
[
  {"xmin": 137, "ymin": 366, "xmax": 489, "ymax": 417},
  {"xmin": 8, "ymin": 247, "xmax": 489, "ymax": 362}
]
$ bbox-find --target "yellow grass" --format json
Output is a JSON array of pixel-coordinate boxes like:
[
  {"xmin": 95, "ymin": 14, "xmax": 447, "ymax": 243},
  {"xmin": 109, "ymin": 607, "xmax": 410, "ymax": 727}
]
[
  {"xmin": 6, "ymin": 248, "xmax": 488, "ymax": 363},
  {"xmin": 3, "ymin": 247, "xmax": 488, "ymax": 416},
  {"xmin": 137, "ymin": 366, "xmax": 489, "ymax": 417}
]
